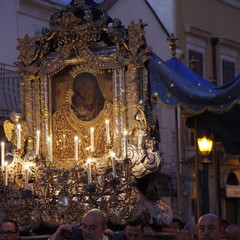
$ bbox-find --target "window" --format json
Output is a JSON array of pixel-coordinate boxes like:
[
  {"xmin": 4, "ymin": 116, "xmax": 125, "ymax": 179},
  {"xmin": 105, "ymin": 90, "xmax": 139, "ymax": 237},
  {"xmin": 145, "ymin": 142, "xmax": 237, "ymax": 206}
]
[
  {"xmin": 189, "ymin": 50, "xmax": 204, "ymax": 76},
  {"xmin": 220, "ymin": 45, "xmax": 237, "ymax": 85},
  {"xmin": 222, "ymin": 60, "xmax": 235, "ymax": 85},
  {"xmin": 186, "ymin": 33, "xmax": 206, "ymax": 78}
]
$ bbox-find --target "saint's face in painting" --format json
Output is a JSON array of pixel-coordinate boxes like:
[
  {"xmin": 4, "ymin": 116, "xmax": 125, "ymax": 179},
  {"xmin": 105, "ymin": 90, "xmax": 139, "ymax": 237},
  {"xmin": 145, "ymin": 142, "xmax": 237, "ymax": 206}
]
[{"xmin": 71, "ymin": 72, "xmax": 105, "ymax": 121}]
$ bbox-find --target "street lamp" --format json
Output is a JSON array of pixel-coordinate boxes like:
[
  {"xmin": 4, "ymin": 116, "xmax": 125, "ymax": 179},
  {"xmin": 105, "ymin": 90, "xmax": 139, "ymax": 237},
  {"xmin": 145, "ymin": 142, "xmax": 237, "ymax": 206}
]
[
  {"xmin": 197, "ymin": 137, "xmax": 213, "ymax": 161},
  {"xmin": 197, "ymin": 136, "xmax": 213, "ymax": 213}
]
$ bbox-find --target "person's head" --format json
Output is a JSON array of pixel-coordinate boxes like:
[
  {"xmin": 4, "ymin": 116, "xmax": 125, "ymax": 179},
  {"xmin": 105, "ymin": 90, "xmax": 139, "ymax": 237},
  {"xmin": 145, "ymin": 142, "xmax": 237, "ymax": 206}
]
[
  {"xmin": 198, "ymin": 213, "xmax": 222, "ymax": 240},
  {"xmin": 225, "ymin": 224, "xmax": 240, "ymax": 240},
  {"xmin": 72, "ymin": 72, "xmax": 104, "ymax": 105},
  {"xmin": 171, "ymin": 218, "xmax": 184, "ymax": 231},
  {"xmin": 0, "ymin": 220, "xmax": 19, "ymax": 240},
  {"xmin": 81, "ymin": 208, "xmax": 107, "ymax": 240},
  {"xmin": 175, "ymin": 229, "xmax": 194, "ymax": 240},
  {"xmin": 184, "ymin": 222, "xmax": 198, "ymax": 239},
  {"xmin": 124, "ymin": 218, "xmax": 144, "ymax": 240},
  {"xmin": 72, "ymin": 72, "xmax": 105, "ymax": 119}
]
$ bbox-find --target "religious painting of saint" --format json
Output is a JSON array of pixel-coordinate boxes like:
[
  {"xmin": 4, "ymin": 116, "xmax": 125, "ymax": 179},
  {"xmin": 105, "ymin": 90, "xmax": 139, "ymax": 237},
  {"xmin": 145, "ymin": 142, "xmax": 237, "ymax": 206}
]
[
  {"xmin": 71, "ymin": 72, "xmax": 105, "ymax": 121},
  {"xmin": 52, "ymin": 70, "xmax": 113, "ymax": 167}
]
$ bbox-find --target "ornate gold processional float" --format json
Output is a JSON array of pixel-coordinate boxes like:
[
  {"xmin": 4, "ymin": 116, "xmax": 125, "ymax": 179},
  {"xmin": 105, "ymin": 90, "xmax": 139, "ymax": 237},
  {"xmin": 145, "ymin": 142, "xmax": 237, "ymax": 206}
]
[{"xmin": 1, "ymin": 0, "xmax": 173, "ymax": 232}]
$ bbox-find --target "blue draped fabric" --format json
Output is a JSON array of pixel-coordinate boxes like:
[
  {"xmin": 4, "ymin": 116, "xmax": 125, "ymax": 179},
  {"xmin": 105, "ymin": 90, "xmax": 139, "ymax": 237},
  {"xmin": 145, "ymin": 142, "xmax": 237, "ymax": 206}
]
[
  {"xmin": 147, "ymin": 51, "xmax": 240, "ymax": 154},
  {"xmin": 148, "ymin": 51, "xmax": 240, "ymax": 114},
  {"xmin": 165, "ymin": 57, "xmax": 215, "ymax": 89}
]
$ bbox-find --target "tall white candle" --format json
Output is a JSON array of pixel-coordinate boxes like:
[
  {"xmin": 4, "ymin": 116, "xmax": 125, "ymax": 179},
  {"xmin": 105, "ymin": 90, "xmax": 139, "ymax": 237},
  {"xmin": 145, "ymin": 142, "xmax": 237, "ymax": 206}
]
[
  {"xmin": 4, "ymin": 162, "xmax": 8, "ymax": 186},
  {"xmin": 36, "ymin": 130, "xmax": 40, "ymax": 156},
  {"xmin": 16, "ymin": 124, "xmax": 22, "ymax": 150},
  {"xmin": 1, "ymin": 142, "xmax": 5, "ymax": 168},
  {"xmin": 90, "ymin": 127, "xmax": 94, "ymax": 152},
  {"xmin": 47, "ymin": 136, "xmax": 53, "ymax": 162},
  {"xmin": 25, "ymin": 165, "xmax": 29, "ymax": 189},
  {"xmin": 87, "ymin": 158, "xmax": 92, "ymax": 184},
  {"xmin": 105, "ymin": 119, "xmax": 111, "ymax": 145},
  {"xmin": 138, "ymin": 133, "xmax": 142, "ymax": 149},
  {"xmin": 111, "ymin": 152, "xmax": 117, "ymax": 178},
  {"xmin": 123, "ymin": 130, "xmax": 128, "ymax": 159},
  {"xmin": 74, "ymin": 136, "xmax": 79, "ymax": 161}
]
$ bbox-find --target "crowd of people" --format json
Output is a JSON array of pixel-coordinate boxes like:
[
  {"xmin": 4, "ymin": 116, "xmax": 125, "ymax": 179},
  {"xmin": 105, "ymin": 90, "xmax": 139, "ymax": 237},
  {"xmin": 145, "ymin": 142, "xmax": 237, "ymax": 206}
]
[{"xmin": 0, "ymin": 211, "xmax": 239, "ymax": 240}]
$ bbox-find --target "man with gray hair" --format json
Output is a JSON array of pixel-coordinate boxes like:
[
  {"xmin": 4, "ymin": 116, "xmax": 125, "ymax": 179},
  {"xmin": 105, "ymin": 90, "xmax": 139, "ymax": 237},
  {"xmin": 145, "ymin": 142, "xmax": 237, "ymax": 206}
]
[
  {"xmin": 225, "ymin": 224, "xmax": 240, "ymax": 240},
  {"xmin": 198, "ymin": 213, "xmax": 222, "ymax": 240},
  {"xmin": 49, "ymin": 208, "xmax": 109, "ymax": 240}
]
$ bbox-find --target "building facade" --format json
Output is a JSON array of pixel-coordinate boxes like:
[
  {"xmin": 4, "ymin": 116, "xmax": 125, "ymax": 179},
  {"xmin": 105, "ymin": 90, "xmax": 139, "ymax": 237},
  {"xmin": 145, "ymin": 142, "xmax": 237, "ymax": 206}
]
[{"xmin": 104, "ymin": 0, "xmax": 240, "ymax": 224}]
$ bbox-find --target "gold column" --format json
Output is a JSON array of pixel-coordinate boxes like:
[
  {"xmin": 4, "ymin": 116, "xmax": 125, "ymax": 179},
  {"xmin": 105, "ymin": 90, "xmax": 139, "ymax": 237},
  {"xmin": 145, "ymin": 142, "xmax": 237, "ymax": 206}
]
[
  {"xmin": 24, "ymin": 79, "xmax": 34, "ymax": 152},
  {"xmin": 40, "ymin": 75, "xmax": 50, "ymax": 158},
  {"xmin": 125, "ymin": 65, "xmax": 140, "ymax": 137},
  {"xmin": 112, "ymin": 67, "xmax": 125, "ymax": 158}
]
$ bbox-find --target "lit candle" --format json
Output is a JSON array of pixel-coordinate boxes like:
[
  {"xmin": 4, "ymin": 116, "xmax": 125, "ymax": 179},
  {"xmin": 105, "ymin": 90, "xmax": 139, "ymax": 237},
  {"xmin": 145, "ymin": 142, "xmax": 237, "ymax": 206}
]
[
  {"xmin": 87, "ymin": 158, "xmax": 92, "ymax": 184},
  {"xmin": 36, "ymin": 130, "xmax": 40, "ymax": 156},
  {"xmin": 4, "ymin": 162, "xmax": 8, "ymax": 186},
  {"xmin": 105, "ymin": 119, "xmax": 111, "ymax": 145},
  {"xmin": 123, "ymin": 130, "xmax": 128, "ymax": 159},
  {"xmin": 90, "ymin": 127, "xmax": 94, "ymax": 152},
  {"xmin": 138, "ymin": 133, "xmax": 142, "ymax": 149},
  {"xmin": 1, "ymin": 142, "xmax": 5, "ymax": 168},
  {"xmin": 111, "ymin": 151, "xmax": 117, "ymax": 178},
  {"xmin": 47, "ymin": 136, "xmax": 53, "ymax": 162},
  {"xmin": 74, "ymin": 136, "xmax": 79, "ymax": 161},
  {"xmin": 63, "ymin": 134, "xmax": 66, "ymax": 149},
  {"xmin": 16, "ymin": 124, "xmax": 21, "ymax": 150},
  {"xmin": 25, "ymin": 165, "xmax": 29, "ymax": 189}
]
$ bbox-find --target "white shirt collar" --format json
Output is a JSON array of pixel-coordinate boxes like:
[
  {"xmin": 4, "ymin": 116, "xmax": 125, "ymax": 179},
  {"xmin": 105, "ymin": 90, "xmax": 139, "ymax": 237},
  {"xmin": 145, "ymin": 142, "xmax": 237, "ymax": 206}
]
[{"xmin": 102, "ymin": 235, "xmax": 109, "ymax": 240}]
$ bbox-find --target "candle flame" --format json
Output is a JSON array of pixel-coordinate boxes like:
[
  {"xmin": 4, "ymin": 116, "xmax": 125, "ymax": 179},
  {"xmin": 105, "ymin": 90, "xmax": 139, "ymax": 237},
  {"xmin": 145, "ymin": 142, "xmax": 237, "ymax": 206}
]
[
  {"xmin": 110, "ymin": 151, "xmax": 115, "ymax": 158},
  {"xmin": 87, "ymin": 158, "xmax": 92, "ymax": 164}
]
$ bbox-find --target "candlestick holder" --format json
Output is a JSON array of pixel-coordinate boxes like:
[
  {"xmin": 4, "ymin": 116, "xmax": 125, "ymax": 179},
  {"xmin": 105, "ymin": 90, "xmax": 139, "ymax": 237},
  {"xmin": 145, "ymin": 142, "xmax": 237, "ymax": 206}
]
[
  {"xmin": 22, "ymin": 188, "xmax": 32, "ymax": 199},
  {"xmin": 86, "ymin": 183, "xmax": 96, "ymax": 192},
  {"xmin": 111, "ymin": 177, "xmax": 120, "ymax": 185}
]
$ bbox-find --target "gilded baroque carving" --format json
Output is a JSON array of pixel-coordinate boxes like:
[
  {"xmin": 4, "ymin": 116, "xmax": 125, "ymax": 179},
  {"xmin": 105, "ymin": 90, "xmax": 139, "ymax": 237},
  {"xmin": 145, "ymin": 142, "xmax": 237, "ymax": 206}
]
[{"xmin": 0, "ymin": 0, "xmax": 172, "ymax": 231}]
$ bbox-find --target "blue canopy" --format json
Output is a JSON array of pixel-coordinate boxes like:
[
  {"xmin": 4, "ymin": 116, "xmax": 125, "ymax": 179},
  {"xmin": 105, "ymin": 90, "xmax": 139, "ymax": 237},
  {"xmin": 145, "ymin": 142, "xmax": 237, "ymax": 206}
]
[
  {"xmin": 148, "ymin": 51, "xmax": 240, "ymax": 114},
  {"xmin": 147, "ymin": 51, "xmax": 240, "ymax": 155}
]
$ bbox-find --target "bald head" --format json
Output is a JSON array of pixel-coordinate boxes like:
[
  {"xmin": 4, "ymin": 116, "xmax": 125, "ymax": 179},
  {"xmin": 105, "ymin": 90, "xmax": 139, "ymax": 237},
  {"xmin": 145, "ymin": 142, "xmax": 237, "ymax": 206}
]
[
  {"xmin": 225, "ymin": 224, "xmax": 240, "ymax": 240},
  {"xmin": 82, "ymin": 209, "xmax": 107, "ymax": 240},
  {"xmin": 83, "ymin": 209, "xmax": 107, "ymax": 227},
  {"xmin": 175, "ymin": 229, "xmax": 194, "ymax": 240},
  {"xmin": 198, "ymin": 213, "xmax": 222, "ymax": 240}
]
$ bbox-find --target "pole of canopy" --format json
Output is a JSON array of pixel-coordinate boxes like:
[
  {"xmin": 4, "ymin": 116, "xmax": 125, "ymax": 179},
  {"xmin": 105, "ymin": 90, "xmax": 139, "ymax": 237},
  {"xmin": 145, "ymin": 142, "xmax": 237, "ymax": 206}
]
[
  {"xmin": 189, "ymin": 54, "xmax": 201, "ymax": 220},
  {"xmin": 167, "ymin": 33, "xmax": 182, "ymax": 219},
  {"xmin": 194, "ymin": 118, "xmax": 200, "ymax": 220},
  {"xmin": 175, "ymin": 108, "xmax": 182, "ymax": 219},
  {"xmin": 212, "ymin": 135, "xmax": 221, "ymax": 218}
]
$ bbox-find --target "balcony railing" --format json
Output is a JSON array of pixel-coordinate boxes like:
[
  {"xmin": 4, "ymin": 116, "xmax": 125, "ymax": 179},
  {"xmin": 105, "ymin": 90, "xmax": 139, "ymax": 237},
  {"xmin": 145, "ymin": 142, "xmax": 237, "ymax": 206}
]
[{"xmin": 0, "ymin": 63, "xmax": 21, "ymax": 118}]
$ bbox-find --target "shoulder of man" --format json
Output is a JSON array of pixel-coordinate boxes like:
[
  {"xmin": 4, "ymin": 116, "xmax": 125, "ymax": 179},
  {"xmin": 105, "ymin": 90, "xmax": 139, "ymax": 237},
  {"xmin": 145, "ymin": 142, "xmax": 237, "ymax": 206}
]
[
  {"xmin": 70, "ymin": 227, "xmax": 83, "ymax": 240},
  {"xmin": 111, "ymin": 231, "xmax": 126, "ymax": 240}
]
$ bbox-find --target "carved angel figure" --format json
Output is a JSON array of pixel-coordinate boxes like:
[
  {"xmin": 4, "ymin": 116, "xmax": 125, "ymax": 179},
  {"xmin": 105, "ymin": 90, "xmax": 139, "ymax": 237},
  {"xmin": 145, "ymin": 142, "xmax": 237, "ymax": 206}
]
[
  {"xmin": 127, "ymin": 105, "xmax": 163, "ymax": 178},
  {"xmin": 3, "ymin": 112, "xmax": 31, "ymax": 154}
]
